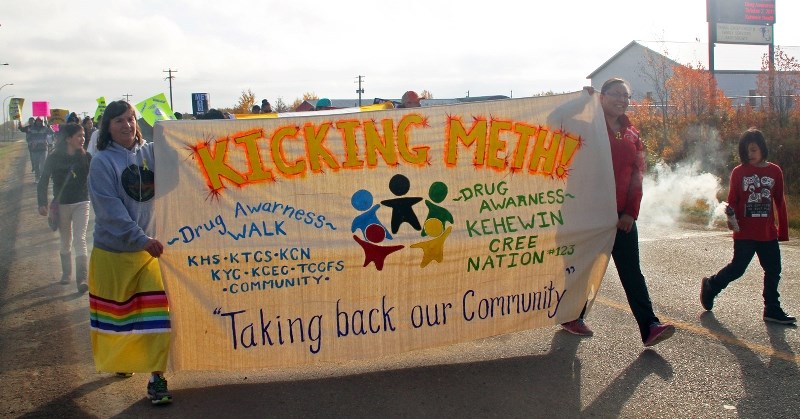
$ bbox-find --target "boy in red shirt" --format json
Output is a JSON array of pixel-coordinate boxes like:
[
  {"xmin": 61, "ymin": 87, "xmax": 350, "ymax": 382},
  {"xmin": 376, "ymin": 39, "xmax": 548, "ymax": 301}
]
[{"xmin": 701, "ymin": 128, "xmax": 794, "ymax": 324}]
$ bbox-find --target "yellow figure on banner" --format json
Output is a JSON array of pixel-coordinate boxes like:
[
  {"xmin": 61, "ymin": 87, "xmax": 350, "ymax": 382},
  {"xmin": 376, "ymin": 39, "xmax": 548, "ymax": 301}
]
[{"xmin": 410, "ymin": 218, "xmax": 453, "ymax": 268}]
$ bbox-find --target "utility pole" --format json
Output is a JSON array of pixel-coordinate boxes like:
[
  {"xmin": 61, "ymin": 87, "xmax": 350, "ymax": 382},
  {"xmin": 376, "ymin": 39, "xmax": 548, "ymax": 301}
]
[
  {"xmin": 163, "ymin": 68, "xmax": 178, "ymax": 110},
  {"xmin": 122, "ymin": 94, "xmax": 133, "ymax": 103},
  {"xmin": 355, "ymin": 75, "xmax": 365, "ymax": 107}
]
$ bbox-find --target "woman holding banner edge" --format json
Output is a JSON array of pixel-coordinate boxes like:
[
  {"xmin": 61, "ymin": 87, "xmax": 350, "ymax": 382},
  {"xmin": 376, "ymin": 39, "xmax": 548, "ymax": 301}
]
[
  {"xmin": 561, "ymin": 78, "xmax": 675, "ymax": 347},
  {"xmin": 87, "ymin": 100, "xmax": 172, "ymax": 405}
]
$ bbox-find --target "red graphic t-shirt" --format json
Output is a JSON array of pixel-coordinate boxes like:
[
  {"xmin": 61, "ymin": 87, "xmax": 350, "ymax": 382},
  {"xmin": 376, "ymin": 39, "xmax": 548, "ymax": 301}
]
[{"xmin": 728, "ymin": 162, "xmax": 788, "ymax": 241}]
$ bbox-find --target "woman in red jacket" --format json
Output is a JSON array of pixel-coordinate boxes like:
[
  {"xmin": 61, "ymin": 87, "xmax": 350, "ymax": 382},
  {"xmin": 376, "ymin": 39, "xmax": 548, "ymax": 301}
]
[{"xmin": 561, "ymin": 78, "xmax": 675, "ymax": 347}]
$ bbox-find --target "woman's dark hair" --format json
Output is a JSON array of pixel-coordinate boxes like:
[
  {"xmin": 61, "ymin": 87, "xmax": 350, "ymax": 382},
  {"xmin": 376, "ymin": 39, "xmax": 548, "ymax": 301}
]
[
  {"xmin": 737, "ymin": 127, "xmax": 768, "ymax": 165},
  {"xmin": 55, "ymin": 123, "xmax": 85, "ymax": 154},
  {"xmin": 600, "ymin": 77, "xmax": 629, "ymax": 94},
  {"xmin": 97, "ymin": 100, "xmax": 143, "ymax": 151}
]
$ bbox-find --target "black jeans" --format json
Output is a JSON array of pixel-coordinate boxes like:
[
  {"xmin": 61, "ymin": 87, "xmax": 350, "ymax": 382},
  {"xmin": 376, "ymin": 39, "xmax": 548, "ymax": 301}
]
[
  {"xmin": 611, "ymin": 221, "xmax": 660, "ymax": 341},
  {"xmin": 578, "ymin": 222, "xmax": 660, "ymax": 341},
  {"xmin": 707, "ymin": 239, "xmax": 782, "ymax": 309}
]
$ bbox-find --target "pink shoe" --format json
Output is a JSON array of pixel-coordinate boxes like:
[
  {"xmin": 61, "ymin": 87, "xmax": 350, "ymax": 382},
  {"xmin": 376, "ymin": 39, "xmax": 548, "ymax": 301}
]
[
  {"xmin": 561, "ymin": 319, "xmax": 593, "ymax": 336},
  {"xmin": 644, "ymin": 323, "xmax": 675, "ymax": 347}
]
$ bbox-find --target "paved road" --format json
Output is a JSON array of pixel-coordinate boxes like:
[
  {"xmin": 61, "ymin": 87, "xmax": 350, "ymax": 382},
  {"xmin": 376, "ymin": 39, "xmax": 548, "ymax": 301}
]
[{"xmin": 1, "ymin": 140, "xmax": 798, "ymax": 418}]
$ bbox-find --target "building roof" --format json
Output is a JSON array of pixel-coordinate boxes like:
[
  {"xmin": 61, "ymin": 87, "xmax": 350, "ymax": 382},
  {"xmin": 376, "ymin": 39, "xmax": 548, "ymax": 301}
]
[{"xmin": 586, "ymin": 40, "xmax": 681, "ymax": 80}]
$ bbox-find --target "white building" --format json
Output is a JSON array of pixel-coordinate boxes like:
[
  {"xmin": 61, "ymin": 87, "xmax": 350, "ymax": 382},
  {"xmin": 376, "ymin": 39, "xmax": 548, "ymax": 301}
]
[{"xmin": 586, "ymin": 40, "xmax": 795, "ymax": 108}]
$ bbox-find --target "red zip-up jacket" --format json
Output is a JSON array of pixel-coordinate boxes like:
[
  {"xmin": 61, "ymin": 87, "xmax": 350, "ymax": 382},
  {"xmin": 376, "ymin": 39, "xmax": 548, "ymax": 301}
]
[{"xmin": 607, "ymin": 115, "xmax": 645, "ymax": 219}]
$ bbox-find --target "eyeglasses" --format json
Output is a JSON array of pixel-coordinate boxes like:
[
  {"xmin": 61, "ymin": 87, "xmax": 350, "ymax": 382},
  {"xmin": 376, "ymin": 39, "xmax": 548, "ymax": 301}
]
[{"xmin": 603, "ymin": 92, "xmax": 632, "ymax": 101}]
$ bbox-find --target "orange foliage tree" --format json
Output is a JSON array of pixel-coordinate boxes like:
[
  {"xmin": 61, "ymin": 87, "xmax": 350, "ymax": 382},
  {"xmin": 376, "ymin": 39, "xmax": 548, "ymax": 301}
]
[
  {"xmin": 630, "ymin": 62, "xmax": 732, "ymax": 166},
  {"xmin": 666, "ymin": 63, "xmax": 731, "ymax": 122}
]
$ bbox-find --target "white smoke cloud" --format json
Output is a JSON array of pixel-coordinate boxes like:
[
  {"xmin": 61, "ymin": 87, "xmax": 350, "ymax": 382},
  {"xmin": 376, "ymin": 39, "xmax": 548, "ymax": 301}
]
[{"xmin": 639, "ymin": 161, "xmax": 728, "ymax": 227}]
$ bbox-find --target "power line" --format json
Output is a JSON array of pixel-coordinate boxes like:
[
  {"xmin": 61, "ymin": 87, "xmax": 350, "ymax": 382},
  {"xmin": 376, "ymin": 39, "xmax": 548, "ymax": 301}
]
[{"xmin": 122, "ymin": 94, "xmax": 133, "ymax": 102}]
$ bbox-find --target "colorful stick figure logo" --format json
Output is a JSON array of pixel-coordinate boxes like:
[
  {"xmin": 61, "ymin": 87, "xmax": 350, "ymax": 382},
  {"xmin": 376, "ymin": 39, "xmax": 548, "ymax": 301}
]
[{"xmin": 351, "ymin": 175, "xmax": 454, "ymax": 271}]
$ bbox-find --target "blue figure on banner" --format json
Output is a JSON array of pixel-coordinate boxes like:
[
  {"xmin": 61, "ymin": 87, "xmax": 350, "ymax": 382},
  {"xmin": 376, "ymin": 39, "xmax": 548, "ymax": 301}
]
[{"xmin": 351, "ymin": 189, "xmax": 392, "ymax": 240}]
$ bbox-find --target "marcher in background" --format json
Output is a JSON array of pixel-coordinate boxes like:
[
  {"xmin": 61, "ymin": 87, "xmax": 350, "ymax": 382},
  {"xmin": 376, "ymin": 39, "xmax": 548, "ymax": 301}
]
[
  {"xmin": 201, "ymin": 108, "xmax": 225, "ymax": 119},
  {"xmin": 400, "ymin": 90, "xmax": 421, "ymax": 108},
  {"xmin": 37, "ymin": 123, "xmax": 91, "ymax": 292},
  {"xmin": 20, "ymin": 117, "xmax": 54, "ymax": 182},
  {"xmin": 251, "ymin": 104, "xmax": 261, "ymax": 114},
  {"xmin": 20, "ymin": 117, "xmax": 37, "ymax": 172},
  {"xmin": 261, "ymin": 99, "xmax": 273, "ymax": 113},
  {"xmin": 88, "ymin": 100, "xmax": 173, "ymax": 405},
  {"xmin": 701, "ymin": 128, "xmax": 794, "ymax": 324},
  {"xmin": 66, "ymin": 112, "xmax": 80, "ymax": 124},
  {"xmin": 561, "ymin": 78, "xmax": 675, "ymax": 347},
  {"xmin": 81, "ymin": 116, "xmax": 96, "ymax": 150}
]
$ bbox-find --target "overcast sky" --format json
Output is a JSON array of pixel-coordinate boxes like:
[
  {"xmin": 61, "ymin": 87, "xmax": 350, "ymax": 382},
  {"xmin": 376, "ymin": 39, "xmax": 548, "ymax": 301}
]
[{"xmin": 2, "ymin": 0, "xmax": 799, "ymax": 117}]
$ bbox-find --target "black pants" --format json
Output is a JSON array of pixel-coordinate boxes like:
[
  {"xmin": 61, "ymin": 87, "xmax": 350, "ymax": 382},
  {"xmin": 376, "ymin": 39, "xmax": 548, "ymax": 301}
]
[
  {"xmin": 707, "ymin": 239, "xmax": 782, "ymax": 309},
  {"xmin": 579, "ymin": 222, "xmax": 660, "ymax": 341},
  {"xmin": 611, "ymin": 221, "xmax": 660, "ymax": 342}
]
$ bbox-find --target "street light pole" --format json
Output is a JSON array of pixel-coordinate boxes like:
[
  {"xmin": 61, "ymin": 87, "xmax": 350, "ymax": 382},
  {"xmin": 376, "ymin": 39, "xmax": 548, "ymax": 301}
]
[
  {"xmin": 0, "ymin": 84, "xmax": 14, "ymax": 141},
  {"xmin": 3, "ymin": 94, "xmax": 14, "ymax": 141}
]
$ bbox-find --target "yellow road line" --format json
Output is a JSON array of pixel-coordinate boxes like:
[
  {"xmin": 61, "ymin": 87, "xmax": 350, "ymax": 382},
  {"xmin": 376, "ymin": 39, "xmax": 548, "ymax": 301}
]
[{"xmin": 595, "ymin": 296, "xmax": 800, "ymax": 364}]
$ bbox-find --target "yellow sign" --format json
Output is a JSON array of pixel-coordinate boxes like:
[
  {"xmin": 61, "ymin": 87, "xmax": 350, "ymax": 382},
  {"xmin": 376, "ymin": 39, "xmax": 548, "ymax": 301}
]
[
  {"xmin": 136, "ymin": 93, "xmax": 175, "ymax": 126},
  {"xmin": 8, "ymin": 98, "xmax": 24, "ymax": 120},
  {"xmin": 94, "ymin": 97, "xmax": 106, "ymax": 123},
  {"xmin": 49, "ymin": 109, "xmax": 69, "ymax": 125}
]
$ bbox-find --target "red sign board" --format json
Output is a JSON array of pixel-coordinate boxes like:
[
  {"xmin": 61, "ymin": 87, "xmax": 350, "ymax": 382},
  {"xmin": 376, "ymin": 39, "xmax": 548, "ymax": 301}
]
[{"xmin": 708, "ymin": 0, "xmax": 776, "ymax": 25}]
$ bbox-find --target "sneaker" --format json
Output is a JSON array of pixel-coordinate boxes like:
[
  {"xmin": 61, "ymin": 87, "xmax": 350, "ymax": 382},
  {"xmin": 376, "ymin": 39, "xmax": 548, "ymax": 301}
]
[
  {"xmin": 147, "ymin": 375, "xmax": 173, "ymax": 405},
  {"xmin": 644, "ymin": 323, "xmax": 675, "ymax": 347},
  {"xmin": 561, "ymin": 319, "xmax": 594, "ymax": 336},
  {"xmin": 764, "ymin": 308, "xmax": 797, "ymax": 325},
  {"xmin": 77, "ymin": 282, "xmax": 88, "ymax": 294},
  {"xmin": 700, "ymin": 277, "xmax": 715, "ymax": 311},
  {"xmin": 115, "ymin": 372, "xmax": 133, "ymax": 378}
]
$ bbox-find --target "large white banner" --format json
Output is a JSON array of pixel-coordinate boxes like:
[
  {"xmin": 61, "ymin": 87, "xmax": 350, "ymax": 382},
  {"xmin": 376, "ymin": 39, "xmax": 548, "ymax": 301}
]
[{"xmin": 154, "ymin": 92, "xmax": 617, "ymax": 371}]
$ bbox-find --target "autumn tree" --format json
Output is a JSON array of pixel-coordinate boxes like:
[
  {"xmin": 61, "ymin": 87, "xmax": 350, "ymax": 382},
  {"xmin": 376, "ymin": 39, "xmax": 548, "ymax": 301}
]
[
  {"xmin": 420, "ymin": 90, "xmax": 433, "ymax": 99},
  {"xmin": 666, "ymin": 62, "xmax": 730, "ymax": 121},
  {"xmin": 232, "ymin": 89, "xmax": 257, "ymax": 114},
  {"xmin": 757, "ymin": 47, "xmax": 800, "ymax": 125},
  {"xmin": 273, "ymin": 98, "xmax": 290, "ymax": 113}
]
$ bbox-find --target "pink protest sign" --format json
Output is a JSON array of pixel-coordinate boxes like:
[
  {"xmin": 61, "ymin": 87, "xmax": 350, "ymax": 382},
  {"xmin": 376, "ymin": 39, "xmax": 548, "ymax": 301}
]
[{"xmin": 32, "ymin": 101, "xmax": 50, "ymax": 117}]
